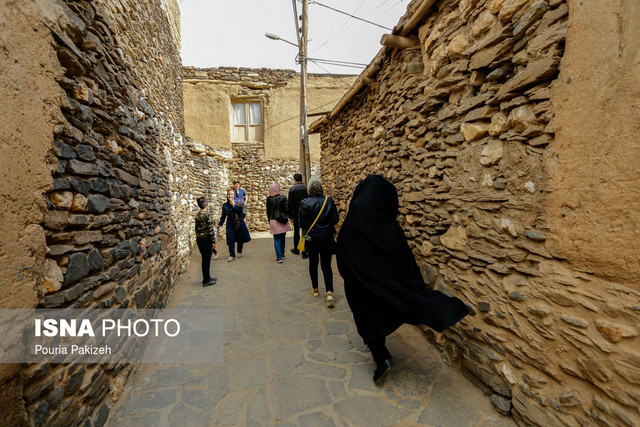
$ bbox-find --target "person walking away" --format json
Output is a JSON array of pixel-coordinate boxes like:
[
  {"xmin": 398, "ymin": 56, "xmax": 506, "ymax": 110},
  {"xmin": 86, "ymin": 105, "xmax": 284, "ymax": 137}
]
[
  {"xmin": 217, "ymin": 188, "xmax": 251, "ymax": 261},
  {"xmin": 194, "ymin": 196, "xmax": 217, "ymax": 287},
  {"xmin": 299, "ymin": 178, "xmax": 339, "ymax": 308},
  {"xmin": 266, "ymin": 182, "xmax": 291, "ymax": 263},
  {"xmin": 336, "ymin": 175, "xmax": 469, "ymax": 384},
  {"xmin": 288, "ymin": 173, "xmax": 308, "ymax": 257},
  {"xmin": 232, "ymin": 180, "xmax": 248, "ymax": 217}
]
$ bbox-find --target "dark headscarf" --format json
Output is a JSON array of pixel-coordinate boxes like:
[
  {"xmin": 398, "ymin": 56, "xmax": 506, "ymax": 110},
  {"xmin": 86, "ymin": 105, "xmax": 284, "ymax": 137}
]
[{"xmin": 337, "ymin": 175, "xmax": 468, "ymax": 340}]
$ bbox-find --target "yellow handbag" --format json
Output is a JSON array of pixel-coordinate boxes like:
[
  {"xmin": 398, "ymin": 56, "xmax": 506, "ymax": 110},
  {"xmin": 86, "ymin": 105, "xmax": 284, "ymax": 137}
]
[{"xmin": 297, "ymin": 196, "xmax": 328, "ymax": 252}]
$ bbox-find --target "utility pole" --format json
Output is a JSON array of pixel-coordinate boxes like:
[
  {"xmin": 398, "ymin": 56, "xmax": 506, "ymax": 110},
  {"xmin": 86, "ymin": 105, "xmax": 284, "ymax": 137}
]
[{"xmin": 299, "ymin": 0, "xmax": 311, "ymax": 183}]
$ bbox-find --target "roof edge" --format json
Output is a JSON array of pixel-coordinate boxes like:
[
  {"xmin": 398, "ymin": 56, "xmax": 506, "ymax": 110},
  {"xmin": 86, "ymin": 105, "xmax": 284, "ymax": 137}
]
[{"xmin": 309, "ymin": 0, "xmax": 437, "ymax": 133}]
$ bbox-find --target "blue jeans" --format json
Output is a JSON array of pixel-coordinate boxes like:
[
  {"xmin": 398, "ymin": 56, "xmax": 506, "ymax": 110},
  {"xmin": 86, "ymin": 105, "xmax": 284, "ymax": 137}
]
[
  {"xmin": 229, "ymin": 242, "xmax": 243, "ymax": 257},
  {"xmin": 273, "ymin": 233, "xmax": 286, "ymax": 259}
]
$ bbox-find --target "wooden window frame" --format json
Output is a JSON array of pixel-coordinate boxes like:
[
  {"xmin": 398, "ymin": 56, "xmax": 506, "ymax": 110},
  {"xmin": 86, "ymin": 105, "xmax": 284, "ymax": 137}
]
[{"xmin": 232, "ymin": 99, "xmax": 263, "ymax": 143}]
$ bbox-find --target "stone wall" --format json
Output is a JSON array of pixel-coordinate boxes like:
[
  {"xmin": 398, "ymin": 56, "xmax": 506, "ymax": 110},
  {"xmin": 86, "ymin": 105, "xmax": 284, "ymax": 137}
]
[
  {"xmin": 315, "ymin": 0, "xmax": 640, "ymax": 425},
  {"xmin": 228, "ymin": 146, "xmax": 320, "ymax": 233},
  {"xmin": 0, "ymin": 0, "xmax": 187, "ymax": 424},
  {"xmin": 183, "ymin": 66, "xmax": 298, "ymax": 85},
  {"xmin": 170, "ymin": 136, "xmax": 319, "ymax": 248},
  {"xmin": 162, "ymin": 0, "xmax": 181, "ymax": 50}
]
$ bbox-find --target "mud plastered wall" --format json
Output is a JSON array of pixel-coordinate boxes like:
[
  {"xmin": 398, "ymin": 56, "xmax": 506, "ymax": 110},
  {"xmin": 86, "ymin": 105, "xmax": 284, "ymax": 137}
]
[
  {"xmin": 317, "ymin": 0, "xmax": 639, "ymax": 425},
  {"xmin": 0, "ymin": 0, "xmax": 187, "ymax": 424},
  {"xmin": 183, "ymin": 67, "xmax": 338, "ymax": 231}
]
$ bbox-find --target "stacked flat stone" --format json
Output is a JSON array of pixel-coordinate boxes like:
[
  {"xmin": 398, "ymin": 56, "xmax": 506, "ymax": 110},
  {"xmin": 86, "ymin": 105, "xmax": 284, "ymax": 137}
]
[
  {"xmin": 317, "ymin": 0, "xmax": 639, "ymax": 426},
  {"xmin": 31, "ymin": 0, "xmax": 185, "ymax": 425}
]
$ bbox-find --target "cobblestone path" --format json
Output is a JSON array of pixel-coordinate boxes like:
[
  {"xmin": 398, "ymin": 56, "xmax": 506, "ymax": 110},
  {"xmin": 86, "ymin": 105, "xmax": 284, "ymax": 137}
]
[{"xmin": 108, "ymin": 235, "xmax": 514, "ymax": 426}]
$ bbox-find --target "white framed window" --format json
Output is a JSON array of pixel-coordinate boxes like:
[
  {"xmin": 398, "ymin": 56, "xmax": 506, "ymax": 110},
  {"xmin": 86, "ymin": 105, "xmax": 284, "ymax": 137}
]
[{"xmin": 232, "ymin": 101, "xmax": 263, "ymax": 142}]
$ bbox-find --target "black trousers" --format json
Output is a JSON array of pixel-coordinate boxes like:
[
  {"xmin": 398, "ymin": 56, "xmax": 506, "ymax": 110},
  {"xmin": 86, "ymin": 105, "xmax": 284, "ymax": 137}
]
[
  {"xmin": 292, "ymin": 217, "xmax": 301, "ymax": 250},
  {"xmin": 306, "ymin": 236, "xmax": 334, "ymax": 293},
  {"xmin": 196, "ymin": 237, "xmax": 212, "ymax": 284},
  {"xmin": 364, "ymin": 337, "xmax": 392, "ymax": 365}
]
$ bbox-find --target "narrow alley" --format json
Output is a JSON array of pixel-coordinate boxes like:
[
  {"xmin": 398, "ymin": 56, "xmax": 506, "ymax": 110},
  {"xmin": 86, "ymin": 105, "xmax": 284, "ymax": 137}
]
[{"xmin": 108, "ymin": 235, "xmax": 514, "ymax": 426}]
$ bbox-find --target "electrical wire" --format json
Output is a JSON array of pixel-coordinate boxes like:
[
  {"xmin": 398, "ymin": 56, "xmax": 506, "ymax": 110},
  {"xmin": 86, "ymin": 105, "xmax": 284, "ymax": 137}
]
[
  {"xmin": 308, "ymin": 57, "xmax": 368, "ymax": 66},
  {"xmin": 308, "ymin": 60, "xmax": 336, "ymax": 75},
  {"xmin": 373, "ymin": 0, "xmax": 395, "ymax": 11},
  {"xmin": 309, "ymin": 58, "xmax": 366, "ymax": 69},
  {"xmin": 308, "ymin": 0, "xmax": 367, "ymax": 55},
  {"xmin": 373, "ymin": 0, "xmax": 406, "ymax": 20},
  {"xmin": 309, "ymin": 1, "xmax": 392, "ymax": 30}
]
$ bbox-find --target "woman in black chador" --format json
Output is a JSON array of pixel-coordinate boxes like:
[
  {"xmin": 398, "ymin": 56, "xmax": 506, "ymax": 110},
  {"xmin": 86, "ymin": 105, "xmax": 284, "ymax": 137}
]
[{"xmin": 337, "ymin": 175, "xmax": 469, "ymax": 384}]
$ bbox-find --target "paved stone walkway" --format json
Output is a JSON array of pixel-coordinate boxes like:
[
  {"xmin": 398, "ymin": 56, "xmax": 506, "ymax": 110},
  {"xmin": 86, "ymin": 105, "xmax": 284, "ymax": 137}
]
[{"xmin": 108, "ymin": 235, "xmax": 515, "ymax": 426}]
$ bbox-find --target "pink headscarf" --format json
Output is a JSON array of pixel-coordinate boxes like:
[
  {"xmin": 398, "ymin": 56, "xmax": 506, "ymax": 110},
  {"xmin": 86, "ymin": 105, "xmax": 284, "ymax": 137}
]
[{"xmin": 268, "ymin": 182, "xmax": 281, "ymax": 196}]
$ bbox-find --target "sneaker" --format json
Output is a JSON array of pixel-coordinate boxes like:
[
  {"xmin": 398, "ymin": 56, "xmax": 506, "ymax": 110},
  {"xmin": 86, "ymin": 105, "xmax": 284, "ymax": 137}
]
[
  {"xmin": 203, "ymin": 278, "xmax": 217, "ymax": 287},
  {"xmin": 326, "ymin": 294, "xmax": 334, "ymax": 308},
  {"xmin": 277, "ymin": 258, "xmax": 283, "ymax": 264},
  {"xmin": 213, "ymin": 254, "xmax": 219, "ymax": 260},
  {"xmin": 290, "ymin": 248, "xmax": 300, "ymax": 255},
  {"xmin": 227, "ymin": 256, "xmax": 235, "ymax": 262},
  {"xmin": 311, "ymin": 288, "xmax": 319, "ymax": 297},
  {"xmin": 237, "ymin": 253, "xmax": 243, "ymax": 258}
]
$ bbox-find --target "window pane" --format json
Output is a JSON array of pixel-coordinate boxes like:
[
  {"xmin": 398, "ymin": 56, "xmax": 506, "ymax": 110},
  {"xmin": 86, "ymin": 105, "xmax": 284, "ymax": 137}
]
[
  {"xmin": 249, "ymin": 103, "xmax": 261, "ymax": 125},
  {"xmin": 234, "ymin": 126, "xmax": 247, "ymax": 142},
  {"xmin": 233, "ymin": 103, "xmax": 246, "ymax": 125}
]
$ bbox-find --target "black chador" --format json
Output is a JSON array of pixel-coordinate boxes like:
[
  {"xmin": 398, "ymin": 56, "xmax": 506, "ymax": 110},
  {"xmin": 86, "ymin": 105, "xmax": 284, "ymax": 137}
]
[{"xmin": 337, "ymin": 174, "xmax": 468, "ymax": 383}]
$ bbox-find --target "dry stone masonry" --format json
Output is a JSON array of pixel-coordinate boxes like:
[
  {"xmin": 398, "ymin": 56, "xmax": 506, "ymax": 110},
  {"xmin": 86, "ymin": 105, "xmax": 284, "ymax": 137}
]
[
  {"xmin": 2, "ymin": 0, "xmax": 638, "ymax": 425},
  {"xmin": 12, "ymin": 0, "xmax": 187, "ymax": 425},
  {"xmin": 228, "ymin": 145, "xmax": 320, "ymax": 232},
  {"xmin": 181, "ymin": 136, "xmax": 319, "ymax": 234},
  {"xmin": 314, "ymin": 0, "xmax": 639, "ymax": 425},
  {"xmin": 183, "ymin": 66, "xmax": 299, "ymax": 85}
]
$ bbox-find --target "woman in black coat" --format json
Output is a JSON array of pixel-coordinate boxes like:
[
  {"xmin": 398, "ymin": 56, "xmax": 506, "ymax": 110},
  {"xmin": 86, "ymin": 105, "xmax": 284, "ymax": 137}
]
[
  {"xmin": 337, "ymin": 175, "xmax": 468, "ymax": 384},
  {"xmin": 217, "ymin": 188, "xmax": 251, "ymax": 261},
  {"xmin": 299, "ymin": 178, "xmax": 339, "ymax": 307}
]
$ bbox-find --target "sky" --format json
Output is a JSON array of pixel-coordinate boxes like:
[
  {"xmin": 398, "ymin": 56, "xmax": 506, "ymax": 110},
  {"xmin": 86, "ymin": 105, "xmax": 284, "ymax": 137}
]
[{"xmin": 178, "ymin": 0, "xmax": 412, "ymax": 75}]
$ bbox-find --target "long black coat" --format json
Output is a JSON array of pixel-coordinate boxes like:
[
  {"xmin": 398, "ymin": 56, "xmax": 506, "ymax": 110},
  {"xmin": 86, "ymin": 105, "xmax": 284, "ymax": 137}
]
[
  {"xmin": 218, "ymin": 202, "xmax": 251, "ymax": 246},
  {"xmin": 336, "ymin": 175, "xmax": 468, "ymax": 341}
]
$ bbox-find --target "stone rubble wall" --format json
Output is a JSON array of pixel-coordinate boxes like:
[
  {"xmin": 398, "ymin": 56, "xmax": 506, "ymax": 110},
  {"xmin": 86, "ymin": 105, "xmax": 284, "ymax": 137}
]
[
  {"xmin": 183, "ymin": 66, "xmax": 299, "ymax": 85},
  {"xmin": 228, "ymin": 146, "xmax": 320, "ymax": 233},
  {"xmin": 171, "ymin": 137, "xmax": 319, "ymax": 252},
  {"xmin": 317, "ymin": 0, "xmax": 639, "ymax": 426},
  {"xmin": 15, "ymin": 0, "xmax": 187, "ymax": 425},
  {"xmin": 161, "ymin": 0, "xmax": 181, "ymax": 50}
]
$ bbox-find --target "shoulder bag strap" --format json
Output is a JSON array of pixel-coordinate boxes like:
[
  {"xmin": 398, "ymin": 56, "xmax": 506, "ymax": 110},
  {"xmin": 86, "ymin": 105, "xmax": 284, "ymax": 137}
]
[{"xmin": 305, "ymin": 196, "xmax": 328, "ymax": 234}]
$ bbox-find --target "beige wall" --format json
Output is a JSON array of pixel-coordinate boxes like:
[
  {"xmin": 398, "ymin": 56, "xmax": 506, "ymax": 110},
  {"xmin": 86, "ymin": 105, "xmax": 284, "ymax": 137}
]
[
  {"xmin": 0, "ymin": 0, "xmax": 66, "ymax": 423},
  {"xmin": 183, "ymin": 72, "xmax": 355, "ymax": 162},
  {"xmin": 549, "ymin": 0, "xmax": 640, "ymax": 284},
  {"xmin": 184, "ymin": 83, "xmax": 232, "ymax": 149}
]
